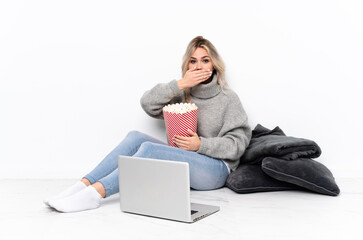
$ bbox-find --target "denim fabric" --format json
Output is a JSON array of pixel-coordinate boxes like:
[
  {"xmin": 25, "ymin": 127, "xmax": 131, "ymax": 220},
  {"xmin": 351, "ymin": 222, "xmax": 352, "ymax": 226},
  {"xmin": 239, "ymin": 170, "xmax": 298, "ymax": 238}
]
[{"xmin": 83, "ymin": 131, "xmax": 229, "ymax": 198}]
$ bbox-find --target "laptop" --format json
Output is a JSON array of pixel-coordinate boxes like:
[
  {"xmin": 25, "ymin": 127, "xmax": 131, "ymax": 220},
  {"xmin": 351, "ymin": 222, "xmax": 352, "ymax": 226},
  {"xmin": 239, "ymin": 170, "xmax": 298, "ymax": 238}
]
[{"xmin": 117, "ymin": 155, "xmax": 220, "ymax": 223}]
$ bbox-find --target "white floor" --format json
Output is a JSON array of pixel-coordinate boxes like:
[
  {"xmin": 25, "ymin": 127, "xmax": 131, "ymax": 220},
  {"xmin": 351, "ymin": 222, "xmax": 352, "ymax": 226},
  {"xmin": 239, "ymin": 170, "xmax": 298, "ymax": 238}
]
[{"xmin": 1, "ymin": 178, "xmax": 362, "ymax": 240}]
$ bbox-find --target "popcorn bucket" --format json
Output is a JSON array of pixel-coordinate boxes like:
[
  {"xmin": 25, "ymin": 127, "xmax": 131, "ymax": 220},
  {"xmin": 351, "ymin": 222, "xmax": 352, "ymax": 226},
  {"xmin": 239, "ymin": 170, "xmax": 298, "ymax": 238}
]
[{"xmin": 163, "ymin": 103, "xmax": 198, "ymax": 147}]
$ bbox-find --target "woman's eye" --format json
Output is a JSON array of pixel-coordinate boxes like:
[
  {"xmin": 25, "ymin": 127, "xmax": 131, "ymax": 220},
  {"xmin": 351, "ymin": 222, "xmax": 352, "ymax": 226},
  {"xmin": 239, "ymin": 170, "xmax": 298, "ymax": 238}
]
[
  {"xmin": 190, "ymin": 60, "xmax": 196, "ymax": 64},
  {"xmin": 203, "ymin": 59, "xmax": 209, "ymax": 63}
]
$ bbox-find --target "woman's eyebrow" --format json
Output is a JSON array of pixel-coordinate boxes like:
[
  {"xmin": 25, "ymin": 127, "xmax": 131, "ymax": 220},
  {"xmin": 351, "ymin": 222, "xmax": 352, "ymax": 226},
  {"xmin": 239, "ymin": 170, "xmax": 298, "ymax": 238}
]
[{"xmin": 190, "ymin": 56, "xmax": 210, "ymax": 59}]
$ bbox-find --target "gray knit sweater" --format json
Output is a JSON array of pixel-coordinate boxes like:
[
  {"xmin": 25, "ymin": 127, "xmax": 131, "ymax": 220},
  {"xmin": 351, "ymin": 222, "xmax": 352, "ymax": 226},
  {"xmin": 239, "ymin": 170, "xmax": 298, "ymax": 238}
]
[{"xmin": 140, "ymin": 75, "xmax": 252, "ymax": 171}]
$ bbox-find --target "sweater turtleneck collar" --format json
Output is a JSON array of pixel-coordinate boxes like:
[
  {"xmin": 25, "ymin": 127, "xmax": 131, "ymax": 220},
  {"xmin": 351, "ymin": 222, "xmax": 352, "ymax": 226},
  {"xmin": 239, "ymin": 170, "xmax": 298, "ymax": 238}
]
[{"xmin": 190, "ymin": 74, "xmax": 221, "ymax": 99}]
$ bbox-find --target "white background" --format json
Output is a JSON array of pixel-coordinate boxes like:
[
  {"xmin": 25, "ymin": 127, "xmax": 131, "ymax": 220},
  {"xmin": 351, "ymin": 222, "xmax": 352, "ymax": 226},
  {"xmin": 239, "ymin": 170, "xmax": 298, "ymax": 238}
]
[{"xmin": 1, "ymin": 0, "xmax": 362, "ymax": 179}]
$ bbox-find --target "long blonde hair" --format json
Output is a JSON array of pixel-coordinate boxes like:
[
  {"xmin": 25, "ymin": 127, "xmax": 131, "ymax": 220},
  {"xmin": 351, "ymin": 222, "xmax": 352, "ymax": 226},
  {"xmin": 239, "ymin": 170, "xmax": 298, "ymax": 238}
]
[{"xmin": 182, "ymin": 36, "xmax": 228, "ymax": 103}]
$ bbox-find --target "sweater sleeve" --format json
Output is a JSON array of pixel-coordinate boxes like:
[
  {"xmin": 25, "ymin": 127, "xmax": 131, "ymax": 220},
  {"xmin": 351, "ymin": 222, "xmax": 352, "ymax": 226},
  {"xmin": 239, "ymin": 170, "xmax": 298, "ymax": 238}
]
[
  {"xmin": 140, "ymin": 79, "xmax": 184, "ymax": 119},
  {"xmin": 197, "ymin": 93, "xmax": 252, "ymax": 162}
]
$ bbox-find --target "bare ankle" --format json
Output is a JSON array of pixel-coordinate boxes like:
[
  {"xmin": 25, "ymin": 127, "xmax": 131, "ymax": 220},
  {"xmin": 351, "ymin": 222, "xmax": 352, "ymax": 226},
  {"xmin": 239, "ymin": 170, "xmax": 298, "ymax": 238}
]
[
  {"xmin": 92, "ymin": 182, "xmax": 106, "ymax": 198},
  {"xmin": 81, "ymin": 178, "xmax": 91, "ymax": 187}
]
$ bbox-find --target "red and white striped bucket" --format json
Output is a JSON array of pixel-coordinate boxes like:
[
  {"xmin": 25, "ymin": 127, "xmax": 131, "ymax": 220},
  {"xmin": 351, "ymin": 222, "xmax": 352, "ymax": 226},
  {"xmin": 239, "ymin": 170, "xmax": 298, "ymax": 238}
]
[{"xmin": 163, "ymin": 104, "xmax": 198, "ymax": 147}]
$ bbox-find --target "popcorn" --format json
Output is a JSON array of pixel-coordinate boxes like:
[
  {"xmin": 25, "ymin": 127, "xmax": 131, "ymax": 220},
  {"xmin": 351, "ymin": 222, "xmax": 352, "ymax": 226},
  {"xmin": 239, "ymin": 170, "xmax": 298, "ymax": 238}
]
[
  {"xmin": 162, "ymin": 103, "xmax": 198, "ymax": 114},
  {"xmin": 162, "ymin": 103, "xmax": 198, "ymax": 147}
]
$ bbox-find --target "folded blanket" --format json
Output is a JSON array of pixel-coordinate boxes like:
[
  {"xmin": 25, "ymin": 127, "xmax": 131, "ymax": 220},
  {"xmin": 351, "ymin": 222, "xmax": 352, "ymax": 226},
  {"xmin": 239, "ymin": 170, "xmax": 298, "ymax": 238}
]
[{"xmin": 240, "ymin": 124, "xmax": 322, "ymax": 165}]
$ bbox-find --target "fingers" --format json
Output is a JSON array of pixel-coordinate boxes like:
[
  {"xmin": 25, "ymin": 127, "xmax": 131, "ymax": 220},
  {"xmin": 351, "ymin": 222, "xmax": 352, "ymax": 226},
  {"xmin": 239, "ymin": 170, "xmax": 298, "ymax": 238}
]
[
  {"xmin": 175, "ymin": 142, "xmax": 188, "ymax": 150},
  {"xmin": 173, "ymin": 135, "xmax": 189, "ymax": 141},
  {"xmin": 173, "ymin": 137, "xmax": 188, "ymax": 149},
  {"xmin": 184, "ymin": 68, "xmax": 213, "ymax": 88},
  {"xmin": 195, "ymin": 72, "xmax": 212, "ymax": 83},
  {"xmin": 193, "ymin": 69, "xmax": 212, "ymax": 79},
  {"xmin": 173, "ymin": 135, "xmax": 189, "ymax": 144},
  {"xmin": 195, "ymin": 70, "xmax": 211, "ymax": 77},
  {"xmin": 173, "ymin": 133, "xmax": 199, "ymax": 151},
  {"xmin": 173, "ymin": 133, "xmax": 195, "ymax": 143},
  {"xmin": 188, "ymin": 130, "xmax": 197, "ymax": 136},
  {"xmin": 188, "ymin": 68, "xmax": 212, "ymax": 75}
]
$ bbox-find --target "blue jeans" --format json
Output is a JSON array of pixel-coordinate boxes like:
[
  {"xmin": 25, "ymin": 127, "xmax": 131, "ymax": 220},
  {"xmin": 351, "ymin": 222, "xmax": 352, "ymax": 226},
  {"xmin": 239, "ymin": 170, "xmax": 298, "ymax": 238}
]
[{"xmin": 83, "ymin": 131, "xmax": 230, "ymax": 198}]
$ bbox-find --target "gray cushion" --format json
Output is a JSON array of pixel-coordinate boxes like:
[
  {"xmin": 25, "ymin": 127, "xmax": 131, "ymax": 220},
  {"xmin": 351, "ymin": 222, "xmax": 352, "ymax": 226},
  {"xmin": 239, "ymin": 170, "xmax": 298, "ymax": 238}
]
[
  {"xmin": 241, "ymin": 124, "xmax": 322, "ymax": 165},
  {"xmin": 261, "ymin": 157, "xmax": 340, "ymax": 196},
  {"xmin": 225, "ymin": 164, "xmax": 300, "ymax": 193}
]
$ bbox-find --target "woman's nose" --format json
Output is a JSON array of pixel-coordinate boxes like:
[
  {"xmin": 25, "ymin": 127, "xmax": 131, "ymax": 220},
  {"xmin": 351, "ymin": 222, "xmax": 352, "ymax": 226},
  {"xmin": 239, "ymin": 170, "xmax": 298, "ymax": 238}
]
[{"xmin": 196, "ymin": 62, "xmax": 202, "ymax": 69}]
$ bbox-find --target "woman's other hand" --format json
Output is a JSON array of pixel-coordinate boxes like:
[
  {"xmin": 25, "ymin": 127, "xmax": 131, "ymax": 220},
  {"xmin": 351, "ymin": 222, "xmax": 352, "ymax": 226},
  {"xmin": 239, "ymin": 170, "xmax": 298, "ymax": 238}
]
[
  {"xmin": 177, "ymin": 67, "xmax": 212, "ymax": 90},
  {"xmin": 173, "ymin": 130, "xmax": 201, "ymax": 151}
]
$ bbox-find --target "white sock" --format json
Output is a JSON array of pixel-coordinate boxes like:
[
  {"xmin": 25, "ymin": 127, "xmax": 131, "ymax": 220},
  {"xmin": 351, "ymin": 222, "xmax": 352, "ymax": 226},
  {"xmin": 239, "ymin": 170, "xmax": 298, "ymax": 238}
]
[
  {"xmin": 48, "ymin": 186, "xmax": 103, "ymax": 213},
  {"xmin": 43, "ymin": 181, "xmax": 87, "ymax": 206}
]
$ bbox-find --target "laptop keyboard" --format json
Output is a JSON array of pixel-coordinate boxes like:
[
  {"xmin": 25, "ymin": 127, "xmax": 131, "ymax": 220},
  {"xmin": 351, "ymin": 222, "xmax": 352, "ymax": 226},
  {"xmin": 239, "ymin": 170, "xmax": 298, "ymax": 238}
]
[{"xmin": 191, "ymin": 210, "xmax": 198, "ymax": 215}]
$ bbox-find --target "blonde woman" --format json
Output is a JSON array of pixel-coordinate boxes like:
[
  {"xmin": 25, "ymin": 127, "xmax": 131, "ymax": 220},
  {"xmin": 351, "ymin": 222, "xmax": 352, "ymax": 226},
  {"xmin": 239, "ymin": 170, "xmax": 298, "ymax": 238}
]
[{"xmin": 44, "ymin": 36, "xmax": 252, "ymax": 213}]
